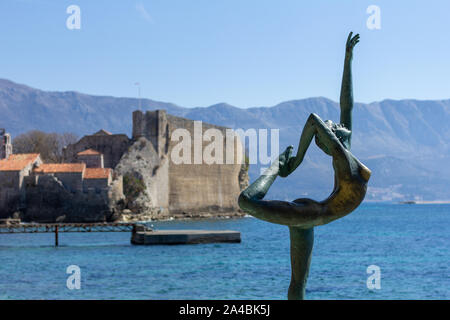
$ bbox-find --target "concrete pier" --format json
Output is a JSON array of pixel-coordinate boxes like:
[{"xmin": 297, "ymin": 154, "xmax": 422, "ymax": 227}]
[{"xmin": 131, "ymin": 229, "xmax": 241, "ymax": 245}]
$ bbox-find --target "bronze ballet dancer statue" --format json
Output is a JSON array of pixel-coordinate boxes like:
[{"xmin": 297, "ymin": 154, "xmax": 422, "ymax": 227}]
[{"xmin": 238, "ymin": 32, "xmax": 371, "ymax": 300}]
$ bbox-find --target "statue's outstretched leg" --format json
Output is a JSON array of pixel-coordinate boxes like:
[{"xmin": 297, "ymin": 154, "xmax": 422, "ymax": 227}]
[{"xmin": 287, "ymin": 226, "xmax": 314, "ymax": 300}]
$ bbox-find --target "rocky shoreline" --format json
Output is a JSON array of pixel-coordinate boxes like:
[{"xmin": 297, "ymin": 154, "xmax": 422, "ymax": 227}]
[{"xmin": 119, "ymin": 210, "xmax": 247, "ymax": 223}]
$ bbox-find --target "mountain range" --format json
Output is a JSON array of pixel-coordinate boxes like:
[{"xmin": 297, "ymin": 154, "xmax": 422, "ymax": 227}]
[{"xmin": 1, "ymin": 78, "xmax": 449, "ymax": 201}]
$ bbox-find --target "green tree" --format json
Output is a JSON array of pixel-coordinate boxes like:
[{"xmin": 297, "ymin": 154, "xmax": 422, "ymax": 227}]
[{"xmin": 123, "ymin": 173, "xmax": 146, "ymax": 203}]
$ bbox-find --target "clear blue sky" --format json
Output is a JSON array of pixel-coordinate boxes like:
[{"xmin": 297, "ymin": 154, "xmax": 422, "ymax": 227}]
[{"xmin": 0, "ymin": 0, "xmax": 449, "ymax": 108}]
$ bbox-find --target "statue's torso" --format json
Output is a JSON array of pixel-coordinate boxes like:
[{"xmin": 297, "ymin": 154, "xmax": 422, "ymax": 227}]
[{"xmin": 319, "ymin": 150, "xmax": 371, "ymax": 224}]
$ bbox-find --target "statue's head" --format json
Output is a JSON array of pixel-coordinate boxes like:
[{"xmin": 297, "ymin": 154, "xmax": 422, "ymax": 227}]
[{"xmin": 315, "ymin": 120, "xmax": 351, "ymax": 154}]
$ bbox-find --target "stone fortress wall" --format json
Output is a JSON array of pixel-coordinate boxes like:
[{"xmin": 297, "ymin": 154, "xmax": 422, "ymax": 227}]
[
  {"xmin": 126, "ymin": 110, "xmax": 246, "ymax": 217},
  {"xmin": 164, "ymin": 113, "xmax": 244, "ymax": 215},
  {"xmin": 115, "ymin": 109, "xmax": 248, "ymax": 219}
]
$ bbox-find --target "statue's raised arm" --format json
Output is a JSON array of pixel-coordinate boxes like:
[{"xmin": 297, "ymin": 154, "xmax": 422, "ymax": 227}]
[{"xmin": 340, "ymin": 32, "xmax": 359, "ymax": 136}]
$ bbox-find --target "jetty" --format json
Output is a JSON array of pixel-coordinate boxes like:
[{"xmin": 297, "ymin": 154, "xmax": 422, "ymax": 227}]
[
  {"xmin": 0, "ymin": 219, "xmax": 241, "ymax": 246},
  {"xmin": 131, "ymin": 229, "xmax": 241, "ymax": 245}
]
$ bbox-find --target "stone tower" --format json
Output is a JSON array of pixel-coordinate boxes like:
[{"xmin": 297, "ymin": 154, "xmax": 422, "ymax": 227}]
[
  {"xmin": 0, "ymin": 128, "xmax": 12, "ymax": 160},
  {"xmin": 132, "ymin": 110, "xmax": 169, "ymax": 156}
]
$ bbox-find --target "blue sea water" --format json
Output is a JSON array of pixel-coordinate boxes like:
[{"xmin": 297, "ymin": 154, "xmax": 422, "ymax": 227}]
[{"xmin": 0, "ymin": 203, "xmax": 448, "ymax": 300}]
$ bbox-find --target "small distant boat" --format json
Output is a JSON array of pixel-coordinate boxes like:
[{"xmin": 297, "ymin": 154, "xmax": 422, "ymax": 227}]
[{"xmin": 399, "ymin": 201, "xmax": 417, "ymax": 204}]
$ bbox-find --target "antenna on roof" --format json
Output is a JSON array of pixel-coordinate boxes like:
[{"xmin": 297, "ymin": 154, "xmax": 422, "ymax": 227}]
[{"xmin": 134, "ymin": 82, "xmax": 141, "ymax": 111}]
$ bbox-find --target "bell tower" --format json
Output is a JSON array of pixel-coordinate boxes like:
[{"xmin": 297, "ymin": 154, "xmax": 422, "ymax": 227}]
[{"xmin": 0, "ymin": 128, "xmax": 12, "ymax": 160}]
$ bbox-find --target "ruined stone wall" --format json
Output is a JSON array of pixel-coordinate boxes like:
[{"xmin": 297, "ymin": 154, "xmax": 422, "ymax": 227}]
[
  {"xmin": 64, "ymin": 134, "xmax": 131, "ymax": 169},
  {"xmin": 144, "ymin": 155, "xmax": 169, "ymax": 210},
  {"xmin": 165, "ymin": 114, "xmax": 244, "ymax": 214}
]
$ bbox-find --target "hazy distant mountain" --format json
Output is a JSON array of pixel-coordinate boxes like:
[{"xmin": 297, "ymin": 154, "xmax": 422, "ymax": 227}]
[{"xmin": 1, "ymin": 78, "xmax": 449, "ymax": 201}]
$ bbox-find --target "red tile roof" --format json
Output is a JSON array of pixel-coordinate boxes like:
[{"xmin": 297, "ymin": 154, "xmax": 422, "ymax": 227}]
[
  {"xmin": 0, "ymin": 153, "xmax": 40, "ymax": 172},
  {"xmin": 7, "ymin": 154, "xmax": 40, "ymax": 162},
  {"xmin": 94, "ymin": 129, "xmax": 112, "ymax": 136},
  {"xmin": 77, "ymin": 148, "xmax": 101, "ymax": 156},
  {"xmin": 84, "ymin": 168, "xmax": 111, "ymax": 179},
  {"xmin": 34, "ymin": 163, "xmax": 86, "ymax": 174}
]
